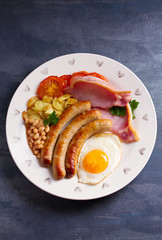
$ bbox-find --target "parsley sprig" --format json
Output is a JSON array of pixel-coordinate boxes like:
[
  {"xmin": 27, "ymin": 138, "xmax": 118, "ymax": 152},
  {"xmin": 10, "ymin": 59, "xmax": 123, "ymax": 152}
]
[
  {"xmin": 110, "ymin": 100, "xmax": 139, "ymax": 119},
  {"xmin": 44, "ymin": 111, "xmax": 60, "ymax": 126},
  {"xmin": 110, "ymin": 106, "xmax": 126, "ymax": 117},
  {"xmin": 129, "ymin": 100, "xmax": 139, "ymax": 119}
]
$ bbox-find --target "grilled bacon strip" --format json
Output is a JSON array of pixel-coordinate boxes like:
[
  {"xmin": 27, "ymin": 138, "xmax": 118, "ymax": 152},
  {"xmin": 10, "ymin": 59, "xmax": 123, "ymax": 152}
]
[{"xmin": 64, "ymin": 75, "xmax": 131, "ymax": 108}]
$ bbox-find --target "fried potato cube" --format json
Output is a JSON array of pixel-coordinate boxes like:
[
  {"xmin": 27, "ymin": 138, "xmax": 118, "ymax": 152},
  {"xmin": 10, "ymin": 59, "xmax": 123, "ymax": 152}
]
[
  {"xmin": 42, "ymin": 95, "xmax": 53, "ymax": 103},
  {"xmin": 27, "ymin": 96, "xmax": 39, "ymax": 109},
  {"xmin": 52, "ymin": 97, "xmax": 64, "ymax": 111},
  {"xmin": 29, "ymin": 114, "xmax": 41, "ymax": 120}
]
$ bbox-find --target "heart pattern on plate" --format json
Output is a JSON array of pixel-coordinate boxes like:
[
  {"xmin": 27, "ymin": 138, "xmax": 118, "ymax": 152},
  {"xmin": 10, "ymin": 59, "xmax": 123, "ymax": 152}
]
[
  {"xmin": 14, "ymin": 109, "xmax": 20, "ymax": 116},
  {"xmin": 102, "ymin": 183, "xmax": 109, "ymax": 189},
  {"xmin": 41, "ymin": 67, "xmax": 48, "ymax": 75},
  {"xmin": 68, "ymin": 59, "xmax": 75, "ymax": 65},
  {"xmin": 135, "ymin": 88, "xmax": 141, "ymax": 96},
  {"xmin": 96, "ymin": 60, "xmax": 104, "ymax": 67},
  {"xmin": 139, "ymin": 147, "xmax": 146, "ymax": 155},
  {"xmin": 13, "ymin": 136, "xmax": 20, "ymax": 143},
  {"xmin": 74, "ymin": 186, "xmax": 82, "ymax": 192},
  {"xmin": 44, "ymin": 178, "xmax": 52, "ymax": 184},
  {"xmin": 143, "ymin": 114, "xmax": 148, "ymax": 121},
  {"xmin": 23, "ymin": 85, "xmax": 30, "ymax": 92},
  {"xmin": 25, "ymin": 160, "xmax": 32, "ymax": 167},
  {"xmin": 118, "ymin": 71, "xmax": 124, "ymax": 78},
  {"xmin": 123, "ymin": 168, "xmax": 131, "ymax": 175}
]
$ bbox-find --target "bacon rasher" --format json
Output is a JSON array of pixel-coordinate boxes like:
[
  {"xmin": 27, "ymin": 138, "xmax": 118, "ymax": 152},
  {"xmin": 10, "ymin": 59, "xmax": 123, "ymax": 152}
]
[{"xmin": 64, "ymin": 75, "xmax": 139, "ymax": 143}]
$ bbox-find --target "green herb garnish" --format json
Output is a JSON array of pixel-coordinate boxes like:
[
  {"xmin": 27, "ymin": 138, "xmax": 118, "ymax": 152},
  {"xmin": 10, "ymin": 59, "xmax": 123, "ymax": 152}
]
[
  {"xmin": 110, "ymin": 106, "xmax": 126, "ymax": 116},
  {"xmin": 129, "ymin": 100, "xmax": 139, "ymax": 119},
  {"xmin": 109, "ymin": 99, "xmax": 139, "ymax": 119},
  {"xmin": 44, "ymin": 111, "xmax": 60, "ymax": 126}
]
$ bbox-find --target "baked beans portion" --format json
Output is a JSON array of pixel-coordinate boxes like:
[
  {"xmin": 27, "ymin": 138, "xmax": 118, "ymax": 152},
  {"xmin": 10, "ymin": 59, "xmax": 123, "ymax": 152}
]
[{"xmin": 22, "ymin": 112, "xmax": 50, "ymax": 160}]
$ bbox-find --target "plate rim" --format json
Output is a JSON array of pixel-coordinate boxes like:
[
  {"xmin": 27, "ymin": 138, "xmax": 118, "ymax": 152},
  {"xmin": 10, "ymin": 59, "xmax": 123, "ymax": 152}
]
[{"xmin": 5, "ymin": 52, "xmax": 157, "ymax": 200}]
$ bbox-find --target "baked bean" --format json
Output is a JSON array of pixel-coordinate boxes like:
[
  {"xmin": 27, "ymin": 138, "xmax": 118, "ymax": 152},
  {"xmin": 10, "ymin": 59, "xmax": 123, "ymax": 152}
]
[
  {"xmin": 41, "ymin": 131, "xmax": 45, "ymax": 136},
  {"xmin": 36, "ymin": 144, "xmax": 43, "ymax": 149},
  {"xmin": 45, "ymin": 125, "xmax": 50, "ymax": 133},
  {"xmin": 29, "ymin": 119, "xmax": 34, "ymax": 124},
  {"xmin": 35, "ymin": 139, "xmax": 41, "ymax": 145},
  {"xmin": 25, "ymin": 119, "xmax": 29, "ymax": 124},
  {"xmin": 38, "ymin": 136, "xmax": 42, "ymax": 141},
  {"xmin": 25, "ymin": 116, "xmax": 48, "ymax": 160},
  {"xmin": 33, "ymin": 120, "xmax": 39, "ymax": 127},
  {"xmin": 33, "ymin": 128, "xmax": 38, "ymax": 134},
  {"xmin": 29, "ymin": 132, "xmax": 34, "ymax": 138},
  {"xmin": 29, "ymin": 142, "xmax": 33, "ymax": 148},
  {"xmin": 33, "ymin": 133, "xmax": 39, "ymax": 140},
  {"xmin": 39, "ymin": 126, "xmax": 45, "ymax": 132},
  {"xmin": 28, "ymin": 129, "xmax": 32, "ymax": 134},
  {"xmin": 37, "ymin": 121, "xmax": 43, "ymax": 128},
  {"xmin": 32, "ymin": 144, "xmax": 36, "ymax": 150},
  {"xmin": 34, "ymin": 150, "xmax": 39, "ymax": 155}
]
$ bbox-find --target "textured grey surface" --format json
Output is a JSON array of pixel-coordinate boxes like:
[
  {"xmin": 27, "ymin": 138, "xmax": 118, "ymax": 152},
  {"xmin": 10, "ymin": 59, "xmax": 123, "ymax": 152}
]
[{"xmin": 1, "ymin": 0, "xmax": 162, "ymax": 239}]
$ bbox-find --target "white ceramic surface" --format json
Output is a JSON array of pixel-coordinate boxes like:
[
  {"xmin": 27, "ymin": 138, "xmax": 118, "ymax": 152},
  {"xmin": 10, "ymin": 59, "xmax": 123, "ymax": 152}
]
[{"xmin": 6, "ymin": 53, "xmax": 157, "ymax": 200}]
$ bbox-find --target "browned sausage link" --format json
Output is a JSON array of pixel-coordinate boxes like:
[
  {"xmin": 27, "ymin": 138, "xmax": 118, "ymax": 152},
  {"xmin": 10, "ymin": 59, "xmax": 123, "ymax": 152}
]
[
  {"xmin": 41, "ymin": 101, "xmax": 91, "ymax": 166},
  {"xmin": 52, "ymin": 110, "xmax": 102, "ymax": 179},
  {"xmin": 65, "ymin": 119, "xmax": 112, "ymax": 178}
]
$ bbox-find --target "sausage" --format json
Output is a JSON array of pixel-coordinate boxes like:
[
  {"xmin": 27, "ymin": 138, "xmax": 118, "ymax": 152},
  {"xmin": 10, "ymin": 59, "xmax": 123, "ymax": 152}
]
[
  {"xmin": 65, "ymin": 119, "xmax": 112, "ymax": 178},
  {"xmin": 52, "ymin": 110, "xmax": 102, "ymax": 179},
  {"xmin": 41, "ymin": 101, "xmax": 91, "ymax": 166}
]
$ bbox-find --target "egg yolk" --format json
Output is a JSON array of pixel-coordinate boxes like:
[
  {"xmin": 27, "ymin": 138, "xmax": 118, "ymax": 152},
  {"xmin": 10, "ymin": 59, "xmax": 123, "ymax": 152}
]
[{"xmin": 83, "ymin": 150, "xmax": 109, "ymax": 174}]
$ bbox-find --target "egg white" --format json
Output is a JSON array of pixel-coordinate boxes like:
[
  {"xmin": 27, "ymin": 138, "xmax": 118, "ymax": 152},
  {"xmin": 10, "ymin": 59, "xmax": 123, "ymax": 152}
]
[{"xmin": 77, "ymin": 133, "xmax": 122, "ymax": 184}]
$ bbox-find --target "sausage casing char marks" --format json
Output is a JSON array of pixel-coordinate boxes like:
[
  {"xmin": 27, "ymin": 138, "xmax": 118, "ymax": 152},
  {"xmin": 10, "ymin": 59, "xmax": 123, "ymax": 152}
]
[
  {"xmin": 65, "ymin": 119, "xmax": 112, "ymax": 178},
  {"xmin": 41, "ymin": 101, "xmax": 91, "ymax": 166},
  {"xmin": 52, "ymin": 110, "xmax": 102, "ymax": 179}
]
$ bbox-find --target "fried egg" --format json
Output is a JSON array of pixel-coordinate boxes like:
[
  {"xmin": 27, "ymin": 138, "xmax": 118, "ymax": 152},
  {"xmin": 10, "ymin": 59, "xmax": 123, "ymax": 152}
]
[{"xmin": 77, "ymin": 133, "xmax": 122, "ymax": 184}]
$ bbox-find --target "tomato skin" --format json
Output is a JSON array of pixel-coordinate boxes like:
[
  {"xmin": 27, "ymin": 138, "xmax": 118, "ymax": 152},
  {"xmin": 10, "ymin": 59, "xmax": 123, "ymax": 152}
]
[
  {"xmin": 59, "ymin": 74, "xmax": 72, "ymax": 87},
  {"xmin": 36, "ymin": 76, "xmax": 64, "ymax": 99}
]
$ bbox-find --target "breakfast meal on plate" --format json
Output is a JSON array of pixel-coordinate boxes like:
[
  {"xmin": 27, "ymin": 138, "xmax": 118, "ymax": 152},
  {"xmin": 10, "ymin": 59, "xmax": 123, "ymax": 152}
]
[{"xmin": 22, "ymin": 71, "xmax": 139, "ymax": 185}]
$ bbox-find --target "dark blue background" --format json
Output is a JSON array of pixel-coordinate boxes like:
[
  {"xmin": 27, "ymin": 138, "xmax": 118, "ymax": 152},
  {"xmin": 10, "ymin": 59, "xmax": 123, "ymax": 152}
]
[{"xmin": 1, "ymin": 0, "xmax": 162, "ymax": 239}]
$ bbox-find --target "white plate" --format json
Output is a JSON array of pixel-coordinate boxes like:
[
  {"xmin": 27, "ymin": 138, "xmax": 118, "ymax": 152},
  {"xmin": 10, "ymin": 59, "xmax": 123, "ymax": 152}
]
[{"xmin": 6, "ymin": 53, "xmax": 157, "ymax": 200}]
